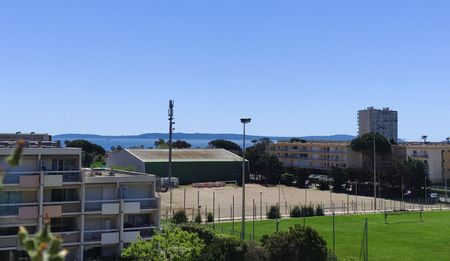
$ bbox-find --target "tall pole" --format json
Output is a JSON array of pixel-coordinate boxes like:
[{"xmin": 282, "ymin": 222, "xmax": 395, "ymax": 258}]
[
  {"xmin": 446, "ymin": 177, "xmax": 448, "ymax": 204},
  {"xmin": 168, "ymin": 100, "xmax": 174, "ymax": 213},
  {"xmin": 373, "ymin": 132, "xmax": 377, "ymax": 210},
  {"xmin": 401, "ymin": 176, "xmax": 404, "ymax": 209},
  {"xmin": 240, "ymin": 118, "xmax": 251, "ymax": 240}
]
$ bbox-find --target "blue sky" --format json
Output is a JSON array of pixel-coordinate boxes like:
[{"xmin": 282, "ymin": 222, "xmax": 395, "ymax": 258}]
[{"xmin": 0, "ymin": 1, "xmax": 449, "ymax": 141}]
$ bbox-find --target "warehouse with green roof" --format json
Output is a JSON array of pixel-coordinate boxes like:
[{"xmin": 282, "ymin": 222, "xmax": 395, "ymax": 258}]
[{"xmin": 106, "ymin": 148, "xmax": 248, "ymax": 185}]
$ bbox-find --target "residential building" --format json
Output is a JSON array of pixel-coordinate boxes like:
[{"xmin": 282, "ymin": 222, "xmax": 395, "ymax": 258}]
[
  {"xmin": 358, "ymin": 107, "xmax": 398, "ymax": 142},
  {"xmin": 0, "ymin": 134, "xmax": 160, "ymax": 261},
  {"xmin": 401, "ymin": 143, "xmax": 450, "ymax": 183},
  {"xmin": 270, "ymin": 141, "xmax": 362, "ymax": 170},
  {"xmin": 106, "ymin": 148, "xmax": 247, "ymax": 185}
]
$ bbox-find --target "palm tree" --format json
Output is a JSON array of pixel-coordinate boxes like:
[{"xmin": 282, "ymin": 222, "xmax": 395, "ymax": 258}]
[{"xmin": 421, "ymin": 135, "xmax": 428, "ymax": 144}]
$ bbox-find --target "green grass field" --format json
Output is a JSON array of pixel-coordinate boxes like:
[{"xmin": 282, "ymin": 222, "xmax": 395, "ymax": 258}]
[{"xmin": 211, "ymin": 211, "xmax": 450, "ymax": 261}]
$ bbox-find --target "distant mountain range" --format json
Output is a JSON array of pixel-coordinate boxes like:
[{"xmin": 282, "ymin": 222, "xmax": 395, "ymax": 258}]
[{"xmin": 54, "ymin": 133, "xmax": 355, "ymax": 142}]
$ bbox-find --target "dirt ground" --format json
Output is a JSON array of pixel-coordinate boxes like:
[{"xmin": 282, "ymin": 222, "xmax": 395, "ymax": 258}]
[{"xmin": 159, "ymin": 184, "xmax": 405, "ymax": 219}]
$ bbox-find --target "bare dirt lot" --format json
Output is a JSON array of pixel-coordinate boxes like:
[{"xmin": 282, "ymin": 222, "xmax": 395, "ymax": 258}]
[{"xmin": 159, "ymin": 184, "xmax": 404, "ymax": 220}]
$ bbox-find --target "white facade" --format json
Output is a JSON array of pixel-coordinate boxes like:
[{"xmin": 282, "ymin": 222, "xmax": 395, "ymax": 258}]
[
  {"xmin": 358, "ymin": 107, "xmax": 398, "ymax": 143},
  {"xmin": 0, "ymin": 138, "xmax": 159, "ymax": 261}
]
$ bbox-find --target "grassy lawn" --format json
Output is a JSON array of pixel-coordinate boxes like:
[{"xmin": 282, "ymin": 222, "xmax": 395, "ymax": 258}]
[{"xmin": 211, "ymin": 211, "xmax": 450, "ymax": 261}]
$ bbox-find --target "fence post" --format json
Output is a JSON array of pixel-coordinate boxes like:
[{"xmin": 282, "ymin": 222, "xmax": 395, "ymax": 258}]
[
  {"xmin": 213, "ymin": 192, "xmax": 216, "ymax": 229},
  {"xmin": 232, "ymin": 195, "xmax": 235, "ymax": 235},
  {"xmin": 205, "ymin": 206, "xmax": 208, "ymax": 224},
  {"xmin": 252, "ymin": 198, "xmax": 255, "ymax": 241},
  {"xmin": 183, "ymin": 188, "xmax": 186, "ymax": 211},
  {"xmin": 218, "ymin": 204, "xmax": 221, "ymax": 223},
  {"xmin": 260, "ymin": 192, "xmax": 263, "ymax": 220}
]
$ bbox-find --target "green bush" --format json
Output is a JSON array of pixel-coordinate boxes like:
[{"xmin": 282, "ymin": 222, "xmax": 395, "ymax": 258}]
[
  {"xmin": 290, "ymin": 206, "xmax": 302, "ymax": 218},
  {"xmin": 172, "ymin": 209, "xmax": 188, "ymax": 224},
  {"xmin": 261, "ymin": 225, "xmax": 329, "ymax": 261},
  {"xmin": 207, "ymin": 212, "xmax": 214, "ymax": 223},
  {"xmin": 177, "ymin": 223, "xmax": 247, "ymax": 261},
  {"xmin": 194, "ymin": 212, "xmax": 202, "ymax": 223},
  {"xmin": 267, "ymin": 205, "xmax": 281, "ymax": 219},
  {"xmin": 316, "ymin": 205, "xmax": 325, "ymax": 216},
  {"xmin": 302, "ymin": 205, "xmax": 314, "ymax": 217},
  {"xmin": 122, "ymin": 227, "xmax": 204, "ymax": 261},
  {"xmin": 244, "ymin": 242, "xmax": 270, "ymax": 261}
]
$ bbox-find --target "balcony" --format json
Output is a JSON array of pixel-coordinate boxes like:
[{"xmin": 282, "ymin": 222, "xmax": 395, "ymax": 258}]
[
  {"xmin": 44, "ymin": 171, "xmax": 81, "ymax": 184},
  {"xmin": 0, "ymin": 203, "xmax": 38, "ymax": 217},
  {"xmin": 84, "ymin": 229, "xmax": 119, "ymax": 244},
  {"xmin": 0, "ymin": 235, "xmax": 18, "ymax": 249},
  {"xmin": 44, "ymin": 202, "xmax": 81, "ymax": 214},
  {"xmin": 43, "ymin": 205, "xmax": 62, "ymax": 218},
  {"xmin": 123, "ymin": 227, "xmax": 155, "ymax": 241},
  {"xmin": 3, "ymin": 172, "xmax": 39, "ymax": 185},
  {"xmin": 19, "ymin": 175, "xmax": 40, "ymax": 188},
  {"xmin": 54, "ymin": 231, "xmax": 80, "ymax": 244},
  {"xmin": 85, "ymin": 200, "xmax": 119, "ymax": 213},
  {"xmin": 124, "ymin": 198, "xmax": 159, "ymax": 212}
]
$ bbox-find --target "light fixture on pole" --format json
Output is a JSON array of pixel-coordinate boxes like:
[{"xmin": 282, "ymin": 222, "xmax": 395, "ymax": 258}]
[
  {"xmin": 168, "ymin": 100, "xmax": 175, "ymax": 213},
  {"xmin": 240, "ymin": 118, "xmax": 251, "ymax": 240}
]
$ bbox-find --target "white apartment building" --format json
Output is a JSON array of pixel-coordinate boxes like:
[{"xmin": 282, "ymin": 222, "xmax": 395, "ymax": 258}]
[
  {"xmin": 0, "ymin": 134, "xmax": 160, "ymax": 261},
  {"xmin": 358, "ymin": 107, "xmax": 398, "ymax": 143}
]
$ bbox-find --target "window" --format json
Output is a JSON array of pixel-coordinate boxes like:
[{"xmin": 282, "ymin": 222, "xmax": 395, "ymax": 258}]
[
  {"xmin": 0, "ymin": 191, "xmax": 22, "ymax": 204},
  {"xmin": 50, "ymin": 189, "xmax": 78, "ymax": 201},
  {"xmin": 50, "ymin": 217, "xmax": 77, "ymax": 232}
]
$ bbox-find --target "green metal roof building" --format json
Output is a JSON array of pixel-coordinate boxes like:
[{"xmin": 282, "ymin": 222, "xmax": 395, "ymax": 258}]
[{"xmin": 106, "ymin": 148, "xmax": 248, "ymax": 185}]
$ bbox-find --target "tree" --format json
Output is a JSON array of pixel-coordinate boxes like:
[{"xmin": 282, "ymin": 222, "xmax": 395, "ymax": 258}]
[
  {"xmin": 154, "ymin": 139, "xmax": 169, "ymax": 149},
  {"xmin": 208, "ymin": 140, "xmax": 242, "ymax": 154},
  {"xmin": 173, "ymin": 140, "xmax": 192, "ymax": 149},
  {"xmin": 350, "ymin": 133, "xmax": 392, "ymax": 171},
  {"xmin": 289, "ymin": 138, "xmax": 307, "ymax": 143},
  {"xmin": 172, "ymin": 210, "xmax": 188, "ymax": 224},
  {"xmin": 261, "ymin": 225, "xmax": 329, "ymax": 261},
  {"xmin": 122, "ymin": 228, "xmax": 204, "ymax": 261},
  {"xmin": 64, "ymin": 140, "xmax": 105, "ymax": 167},
  {"xmin": 245, "ymin": 138, "xmax": 283, "ymax": 184}
]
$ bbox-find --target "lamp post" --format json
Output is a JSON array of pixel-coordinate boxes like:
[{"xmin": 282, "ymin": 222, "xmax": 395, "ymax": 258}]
[
  {"xmin": 373, "ymin": 132, "xmax": 377, "ymax": 210},
  {"xmin": 168, "ymin": 100, "xmax": 175, "ymax": 213},
  {"xmin": 240, "ymin": 118, "xmax": 251, "ymax": 240}
]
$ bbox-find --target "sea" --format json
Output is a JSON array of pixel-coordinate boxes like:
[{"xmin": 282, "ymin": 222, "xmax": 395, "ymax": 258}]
[{"xmin": 53, "ymin": 137, "xmax": 252, "ymax": 150}]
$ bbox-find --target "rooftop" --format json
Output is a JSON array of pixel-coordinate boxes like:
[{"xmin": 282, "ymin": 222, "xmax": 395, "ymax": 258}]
[
  {"xmin": 125, "ymin": 148, "xmax": 244, "ymax": 162},
  {"xmin": 83, "ymin": 168, "xmax": 156, "ymax": 183}
]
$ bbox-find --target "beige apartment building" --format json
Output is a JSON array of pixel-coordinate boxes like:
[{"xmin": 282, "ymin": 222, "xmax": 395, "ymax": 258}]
[
  {"xmin": 402, "ymin": 143, "xmax": 450, "ymax": 183},
  {"xmin": 0, "ymin": 134, "xmax": 160, "ymax": 261},
  {"xmin": 270, "ymin": 141, "xmax": 362, "ymax": 170}
]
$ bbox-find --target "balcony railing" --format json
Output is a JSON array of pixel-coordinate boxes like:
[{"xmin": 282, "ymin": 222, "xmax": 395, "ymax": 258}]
[
  {"xmin": 84, "ymin": 229, "xmax": 119, "ymax": 243},
  {"xmin": 124, "ymin": 198, "xmax": 159, "ymax": 210},
  {"xmin": 43, "ymin": 201, "xmax": 81, "ymax": 214},
  {"xmin": 54, "ymin": 231, "xmax": 80, "ymax": 244},
  {"xmin": 3, "ymin": 172, "xmax": 40, "ymax": 185},
  {"xmin": 0, "ymin": 235, "xmax": 18, "ymax": 248},
  {"xmin": 85, "ymin": 199, "xmax": 119, "ymax": 212},
  {"xmin": 0, "ymin": 203, "xmax": 39, "ymax": 216},
  {"xmin": 45, "ymin": 171, "xmax": 81, "ymax": 182}
]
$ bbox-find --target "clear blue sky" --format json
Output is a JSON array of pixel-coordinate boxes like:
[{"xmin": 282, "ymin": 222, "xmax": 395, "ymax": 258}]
[{"xmin": 1, "ymin": 1, "xmax": 449, "ymax": 141}]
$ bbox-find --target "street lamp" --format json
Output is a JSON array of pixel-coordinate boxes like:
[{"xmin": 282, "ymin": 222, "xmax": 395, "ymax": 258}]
[
  {"xmin": 421, "ymin": 135, "xmax": 428, "ymax": 144},
  {"xmin": 240, "ymin": 118, "xmax": 251, "ymax": 240},
  {"xmin": 373, "ymin": 132, "xmax": 377, "ymax": 210}
]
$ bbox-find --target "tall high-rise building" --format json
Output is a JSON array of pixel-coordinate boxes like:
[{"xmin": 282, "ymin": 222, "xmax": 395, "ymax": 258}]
[{"xmin": 358, "ymin": 107, "xmax": 398, "ymax": 142}]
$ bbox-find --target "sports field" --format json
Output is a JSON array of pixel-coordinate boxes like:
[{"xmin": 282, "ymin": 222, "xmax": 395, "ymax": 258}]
[{"xmin": 212, "ymin": 211, "xmax": 450, "ymax": 261}]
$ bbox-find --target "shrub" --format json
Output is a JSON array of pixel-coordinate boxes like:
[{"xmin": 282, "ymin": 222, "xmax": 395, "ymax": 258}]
[
  {"xmin": 302, "ymin": 205, "xmax": 315, "ymax": 217},
  {"xmin": 172, "ymin": 209, "xmax": 188, "ymax": 224},
  {"xmin": 207, "ymin": 212, "xmax": 214, "ymax": 223},
  {"xmin": 122, "ymin": 228, "xmax": 204, "ymax": 261},
  {"xmin": 261, "ymin": 225, "xmax": 329, "ymax": 261},
  {"xmin": 194, "ymin": 212, "xmax": 202, "ymax": 223},
  {"xmin": 267, "ymin": 205, "xmax": 281, "ymax": 219},
  {"xmin": 290, "ymin": 206, "xmax": 302, "ymax": 218},
  {"xmin": 244, "ymin": 242, "xmax": 270, "ymax": 261},
  {"xmin": 316, "ymin": 204, "xmax": 325, "ymax": 216},
  {"xmin": 178, "ymin": 223, "xmax": 247, "ymax": 261}
]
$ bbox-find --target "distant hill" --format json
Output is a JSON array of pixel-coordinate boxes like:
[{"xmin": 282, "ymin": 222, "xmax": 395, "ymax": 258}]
[{"xmin": 54, "ymin": 133, "xmax": 355, "ymax": 142}]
